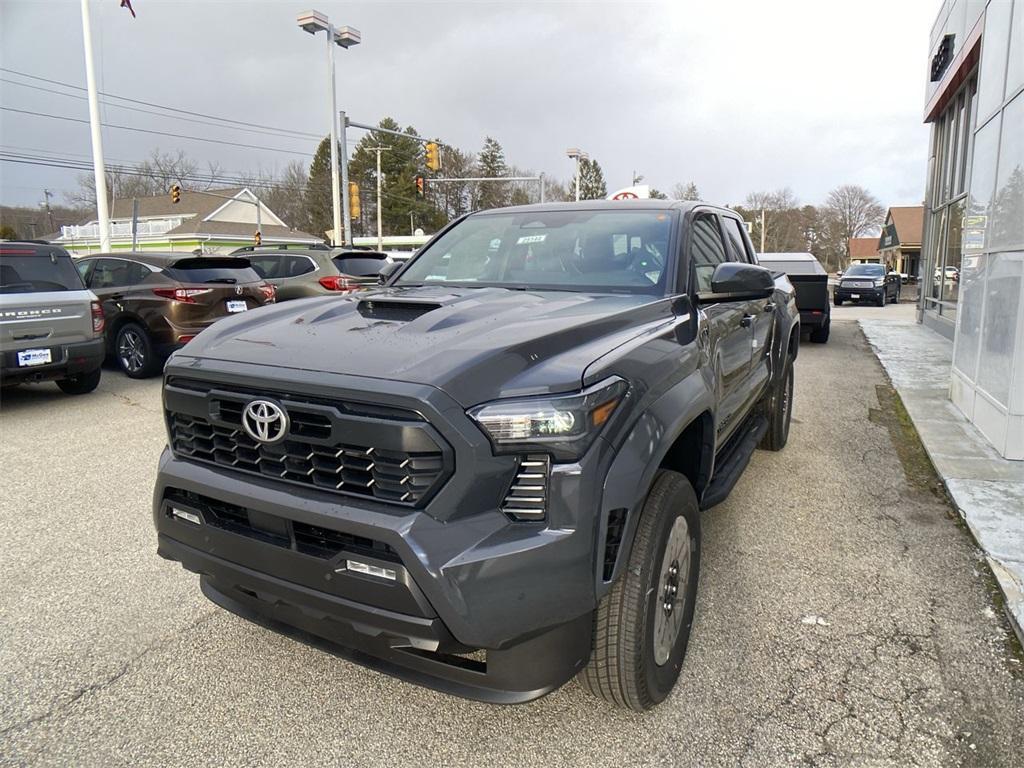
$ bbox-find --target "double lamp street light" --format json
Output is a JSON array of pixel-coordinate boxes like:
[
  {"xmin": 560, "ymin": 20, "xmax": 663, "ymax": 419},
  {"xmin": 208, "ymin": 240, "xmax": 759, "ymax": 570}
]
[{"xmin": 297, "ymin": 9, "xmax": 360, "ymax": 247}]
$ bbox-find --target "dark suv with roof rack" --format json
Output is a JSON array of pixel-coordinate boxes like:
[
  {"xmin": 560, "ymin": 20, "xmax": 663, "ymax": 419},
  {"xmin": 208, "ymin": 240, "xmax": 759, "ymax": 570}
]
[
  {"xmin": 152, "ymin": 201, "xmax": 799, "ymax": 710},
  {"xmin": 76, "ymin": 253, "xmax": 275, "ymax": 378}
]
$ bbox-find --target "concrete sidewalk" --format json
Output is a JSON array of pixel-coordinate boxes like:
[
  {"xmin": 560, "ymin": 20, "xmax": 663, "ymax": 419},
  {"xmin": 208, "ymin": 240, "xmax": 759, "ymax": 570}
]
[{"xmin": 860, "ymin": 318, "xmax": 1024, "ymax": 641}]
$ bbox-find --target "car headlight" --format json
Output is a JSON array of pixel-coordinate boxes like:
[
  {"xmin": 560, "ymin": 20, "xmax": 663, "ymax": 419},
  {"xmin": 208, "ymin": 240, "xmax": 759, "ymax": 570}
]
[
  {"xmin": 469, "ymin": 377, "xmax": 628, "ymax": 460},
  {"xmin": 873, "ymin": 278, "xmax": 885, "ymax": 287}
]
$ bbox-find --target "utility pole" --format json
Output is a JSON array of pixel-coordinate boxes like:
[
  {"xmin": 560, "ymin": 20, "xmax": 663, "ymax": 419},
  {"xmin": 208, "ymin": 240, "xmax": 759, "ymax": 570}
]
[
  {"xmin": 370, "ymin": 146, "xmax": 391, "ymax": 251},
  {"xmin": 760, "ymin": 209, "xmax": 766, "ymax": 253},
  {"xmin": 42, "ymin": 189, "xmax": 55, "ymax": 232},
  {"xmin": 339, "ymin": 110, "xmax": 351, "ymax": 246},
  {"xmin": 80, "ymin": 0, "xmax": 110, "ymax": 252}
]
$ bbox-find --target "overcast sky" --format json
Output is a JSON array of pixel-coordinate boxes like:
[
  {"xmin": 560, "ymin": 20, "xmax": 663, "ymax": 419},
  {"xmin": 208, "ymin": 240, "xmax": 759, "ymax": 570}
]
[{"xmin": 0, "ymin": 0, "xmax": 937, "ymax": 212}]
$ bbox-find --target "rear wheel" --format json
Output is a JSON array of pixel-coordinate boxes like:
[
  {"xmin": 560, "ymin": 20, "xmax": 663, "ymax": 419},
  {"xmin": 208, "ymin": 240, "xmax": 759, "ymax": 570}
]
[
  {"xmin": 116, "ymin": 323, "xmax": 159, "ymax": 378},
  {"xmin": 758, "ymin": 353, "xmax": 794, "ymax": 450},
  {"xmin": 56, "ymin": 367, "xmax": 101, "ymax": 395},
  {"xmin": 578, "ymin": 470, "xmax": 701, "ymax": 711},
  {"xmin": 809, "ymin": 316, "xmax": 830, "ymax": 344}
]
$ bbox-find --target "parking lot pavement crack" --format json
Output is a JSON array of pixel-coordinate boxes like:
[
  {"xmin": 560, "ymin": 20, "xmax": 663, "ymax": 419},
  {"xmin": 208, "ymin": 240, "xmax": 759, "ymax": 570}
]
[
  {"xmin": 104, "ymin": 389, "xmax": 162, "ymax": 414},
  {"xmin": 0, "ymin": 609, "xmax": 218, "ymax": 739}
]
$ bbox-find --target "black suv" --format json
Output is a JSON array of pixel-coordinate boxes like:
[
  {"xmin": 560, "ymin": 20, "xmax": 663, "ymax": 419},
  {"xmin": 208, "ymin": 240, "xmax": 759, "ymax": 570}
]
[{"xmin": 152, "ymin": 201, "xmax": 799, "ymax": 710}]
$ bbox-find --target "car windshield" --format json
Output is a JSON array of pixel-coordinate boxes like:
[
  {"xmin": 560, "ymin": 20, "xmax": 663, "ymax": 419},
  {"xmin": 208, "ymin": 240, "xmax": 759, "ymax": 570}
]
[
  {"xmin": 0, "ymin": 249, "xmax": 85, "ymax": 293},
  {"xmin": 845, "ymin": 264, "xmax": 885, "ymax": 277},
  {"xmin": 396, "ymin": 210, "xmax": 672, "ymax": 294}
]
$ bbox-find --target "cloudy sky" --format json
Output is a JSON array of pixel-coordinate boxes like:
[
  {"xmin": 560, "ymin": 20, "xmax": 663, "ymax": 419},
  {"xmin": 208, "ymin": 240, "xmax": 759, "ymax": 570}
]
[{"xmin": 0, "ymin": 0, "xmax": 937, "ymax": 211}]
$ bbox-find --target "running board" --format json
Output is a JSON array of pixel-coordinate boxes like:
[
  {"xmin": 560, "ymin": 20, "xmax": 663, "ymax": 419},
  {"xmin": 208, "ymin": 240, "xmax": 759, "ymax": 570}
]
[{"xmin": 700, "ymin": 415, "xmax": 768, "ymax": 510}]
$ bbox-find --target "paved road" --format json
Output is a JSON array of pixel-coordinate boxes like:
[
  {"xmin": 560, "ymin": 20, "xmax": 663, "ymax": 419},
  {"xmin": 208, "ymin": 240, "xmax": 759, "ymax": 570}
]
[{"xmin": 2, "ymin": 316, "xmax": 1022, "ymax": 767}]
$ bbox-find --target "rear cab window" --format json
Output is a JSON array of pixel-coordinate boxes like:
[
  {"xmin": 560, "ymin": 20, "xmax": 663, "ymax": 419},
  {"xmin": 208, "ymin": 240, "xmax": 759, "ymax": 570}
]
[
  {"xmin": 0, "ymin": 245, "xmax": 86, "ymax": 294},
  {"xmin": 165, "ymin": 257, "xmax": 262, "ymax": 285}
]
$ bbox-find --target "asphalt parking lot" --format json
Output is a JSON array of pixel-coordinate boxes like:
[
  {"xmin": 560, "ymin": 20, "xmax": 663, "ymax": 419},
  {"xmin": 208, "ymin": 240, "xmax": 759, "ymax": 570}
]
[{"xmin": 2, "ymin": 309, "xmax": 1022, "ymax": 767}]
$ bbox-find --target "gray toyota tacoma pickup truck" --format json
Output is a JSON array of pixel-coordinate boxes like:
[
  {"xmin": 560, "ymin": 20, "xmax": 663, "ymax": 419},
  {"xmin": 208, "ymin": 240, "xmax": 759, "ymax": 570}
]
[{"xmin": 152, "ymin": 201, "xmax": 799, "ymax": 711}]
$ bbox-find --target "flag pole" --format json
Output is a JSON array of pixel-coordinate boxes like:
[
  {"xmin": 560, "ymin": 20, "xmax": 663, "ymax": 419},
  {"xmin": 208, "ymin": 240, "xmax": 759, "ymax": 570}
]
[{"xmin": 80, "ymin": 0, "xmax": 111, "ymax": 252}]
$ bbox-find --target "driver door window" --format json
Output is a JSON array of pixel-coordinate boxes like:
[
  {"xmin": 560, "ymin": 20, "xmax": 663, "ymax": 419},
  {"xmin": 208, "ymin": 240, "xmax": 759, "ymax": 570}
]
[{"xmin": 690, "ymin": 214, "xmax": 728, "ymax": 293}]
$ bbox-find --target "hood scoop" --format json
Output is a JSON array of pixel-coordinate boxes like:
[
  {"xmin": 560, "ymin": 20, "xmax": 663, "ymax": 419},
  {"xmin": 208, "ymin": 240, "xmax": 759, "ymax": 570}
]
[{"xmin": 357, "ymin": 298, "xmax": 443, "ymax": 322}]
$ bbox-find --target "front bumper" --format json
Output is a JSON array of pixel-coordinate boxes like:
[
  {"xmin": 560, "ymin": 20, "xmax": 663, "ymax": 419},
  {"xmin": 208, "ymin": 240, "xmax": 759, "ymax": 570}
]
[
  {"xmin": 833, "ymin": 286, "xmax": 882, "ymax": 303},
  {"xmin": 153, "ymin": 359, "xmax": 611, "ymax": 701},
  {"xmin": 1, "ymin": 337, "xmax": 104, "ymax": 383}
]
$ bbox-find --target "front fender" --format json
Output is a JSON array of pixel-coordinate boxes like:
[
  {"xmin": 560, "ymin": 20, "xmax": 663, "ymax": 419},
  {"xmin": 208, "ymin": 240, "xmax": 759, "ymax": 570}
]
[{"xmin": 594, "ymin": 369, "xmax": 714, "ymax": 598}]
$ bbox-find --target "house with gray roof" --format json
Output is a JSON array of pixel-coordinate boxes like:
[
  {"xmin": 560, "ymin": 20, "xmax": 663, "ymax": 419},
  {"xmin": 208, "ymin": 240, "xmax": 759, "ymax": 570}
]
[{"xmin": 55, "ymin": 187, "xmax": 321, "ymax": 255}]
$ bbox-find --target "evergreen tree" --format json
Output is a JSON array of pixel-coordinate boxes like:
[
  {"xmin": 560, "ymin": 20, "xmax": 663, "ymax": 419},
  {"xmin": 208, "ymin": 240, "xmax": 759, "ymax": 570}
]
[
  {"xmin": 649, "ymin": 188, "xmax": 668, "ymax": 199},
  {"xmin": 578, "ymin": 158, "xmax": 607, "ymax": 200},
  {"xmin": 305, "ymin": 136, "xmax": 337, "ymax": 239},
  {"xmin": 474, "ymin": 137, "xmax": 509, "ymax": 210}
]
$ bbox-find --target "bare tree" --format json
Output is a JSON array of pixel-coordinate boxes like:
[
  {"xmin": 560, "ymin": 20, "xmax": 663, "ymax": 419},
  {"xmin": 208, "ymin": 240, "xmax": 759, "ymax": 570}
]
[
  {"xmin": 824, "ymin": 184, "xmax": 885, "ymax": 263},
  {"xmin": 671, "ymin": 182, "xmax": 700, "ymax": 201},
  {"xmin": 238, "ymin": 161, "xmax": 309, "ymax": 230}
]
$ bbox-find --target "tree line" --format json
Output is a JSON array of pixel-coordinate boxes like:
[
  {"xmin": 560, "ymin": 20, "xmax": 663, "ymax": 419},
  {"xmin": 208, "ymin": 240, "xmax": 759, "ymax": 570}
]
[{"xmin": 0, "ymin": 119, "xmax": 888, "ymax": 268}]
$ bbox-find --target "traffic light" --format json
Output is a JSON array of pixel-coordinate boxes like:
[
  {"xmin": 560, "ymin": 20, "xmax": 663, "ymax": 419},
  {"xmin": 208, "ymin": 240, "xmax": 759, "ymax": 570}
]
[
  {"xmin": 425, "ymin": 142, "xmax": 440, "ymax": 172},
  {"xmin": 415, "ymin": 176, "xmax": 425, "ymax": 197},
  {"xmin": 170, "ymin": 184, "xmax": 181, "ymax": 204},
  {"xmin": 254, "ymin": 231, "xmax": 262, "ymax": 246},
  {"xmin": 348, "ymin": 182, "xmax": 360, "ymax": 218}
]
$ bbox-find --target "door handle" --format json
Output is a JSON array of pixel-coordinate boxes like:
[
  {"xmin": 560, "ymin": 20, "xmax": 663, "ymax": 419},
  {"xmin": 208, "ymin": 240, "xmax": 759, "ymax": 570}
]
[{"xmin": 740, "ymin": 314, "xmax": 755, "ymax": 328}]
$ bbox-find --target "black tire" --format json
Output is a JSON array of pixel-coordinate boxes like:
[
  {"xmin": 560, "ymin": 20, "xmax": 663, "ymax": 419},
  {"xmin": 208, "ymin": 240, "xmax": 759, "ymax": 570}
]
[
  {"xmin": 578, "ymin": 470, "xmax": 701, "ymax": 711},
  {"xmin": 56, "ymin": 367, "xmax": 101, "ymax": 395},
  {"xmin": 833, "ymin": 296, "xmax": 842, "ymax": 306},
  {"xmin": 115, "ymin": 323, "xmax": 159, "ymax": 378},
  {"xmin": 877, "ymin": 291, "xmax": 886, "ymax": 307},
  {"xmin": 758, "ymin": 353, "xmax": 794, "ymax": 451},
  {"xmin": 809, "ymin": 317, "xmax": 830, "ymax": 344}
]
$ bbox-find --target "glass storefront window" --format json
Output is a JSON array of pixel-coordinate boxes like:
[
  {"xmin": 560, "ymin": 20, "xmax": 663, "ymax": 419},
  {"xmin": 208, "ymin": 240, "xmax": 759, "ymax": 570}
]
[
  {"xmin": 1008, "ymin": 0, "xmax": 1024, "ymax": 99},
  {"xmin": 991, "ymin": 92, "xmax": 1024, "ymax": 250},
  {"xmin": 943, "ymin": 199, "xmax": 965, "ymax": 305},
  {"xmin": 976, "ymin": 252, "xmax": 1023, "ymax": 408},
  {"xmin": 954, "ymin": 251, "xmax": 985, "ymax": 379},
  {"xmin": 976, "ymin": 0, "xmax": 1013, "ymax": 121},
  {"xmin": 965, "ymin": 114, "xmax": 1001, "ymax": 251},
  {"xmin": 930, "ymin": 209, "xmax": 947, "ymax": 300}
]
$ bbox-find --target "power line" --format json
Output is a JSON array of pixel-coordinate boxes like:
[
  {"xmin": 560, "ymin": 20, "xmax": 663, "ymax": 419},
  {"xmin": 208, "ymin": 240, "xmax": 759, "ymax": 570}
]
[
  {"xmin": 0, "ymin": 106, "xmax": 315, "ymax": 157},
  {"xmin": 0, "ymin": 78, "xmax": 323, "ymax": 143},
  {"xmin": 0, "ymin": 67, "xmax": 320, "ymax": 140}
]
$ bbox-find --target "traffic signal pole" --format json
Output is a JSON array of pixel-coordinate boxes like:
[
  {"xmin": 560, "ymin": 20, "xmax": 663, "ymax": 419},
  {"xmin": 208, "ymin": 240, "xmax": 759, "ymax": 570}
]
[
  {"xmin": 339, "ymin": 110, "xmax": 352, "ymax": 246},
  {"xmin": 369, "ymin": 146, "xmax": 392, "ymax": 252}
]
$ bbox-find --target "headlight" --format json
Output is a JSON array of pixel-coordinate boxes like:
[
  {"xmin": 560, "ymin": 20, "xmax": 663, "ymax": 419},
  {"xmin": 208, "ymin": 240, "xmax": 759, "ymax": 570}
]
[
  {"xmin": 469, "ymin": 377, "xmax": 628, "ymax": 460},
  {"xmin": 873, "ymin": 278, "xmax": 885, "ymax": 287}
]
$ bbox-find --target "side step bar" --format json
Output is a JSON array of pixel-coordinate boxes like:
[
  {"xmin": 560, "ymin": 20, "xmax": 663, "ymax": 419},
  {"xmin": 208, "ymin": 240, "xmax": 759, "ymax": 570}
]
[{"xmin": 700, "ymin": 415, "xmax": 768, "ymax": 510}]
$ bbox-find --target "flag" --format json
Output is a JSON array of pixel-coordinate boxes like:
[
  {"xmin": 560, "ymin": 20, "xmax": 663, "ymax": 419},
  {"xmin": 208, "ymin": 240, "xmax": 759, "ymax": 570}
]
[{"xmin": 120, "ymin": 0, "xmax": 136, "ymax": 18}]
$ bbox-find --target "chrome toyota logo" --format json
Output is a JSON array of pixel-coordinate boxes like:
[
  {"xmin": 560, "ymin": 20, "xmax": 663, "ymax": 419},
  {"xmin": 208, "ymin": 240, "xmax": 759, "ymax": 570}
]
[{"xmin": 242, "ymin": 400, "xmax": 288, "ymax": 443}]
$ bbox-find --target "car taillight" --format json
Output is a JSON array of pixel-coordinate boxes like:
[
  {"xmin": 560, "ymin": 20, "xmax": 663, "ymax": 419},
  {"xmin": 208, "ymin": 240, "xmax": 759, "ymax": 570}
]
[
  {"xmin": 90, "ymin": 300, "xmax": 105, "ymax": 334},
  {"xmin": 153, "ymin": 287, "xmax": 212, "ymax": 303},
  {"xmin": 318, "ymin": 275, "xmax": 358, "ymax": 292},
  {"xmin": 259, "ymin": 283, "xmax": 276, "ymax": 303}
]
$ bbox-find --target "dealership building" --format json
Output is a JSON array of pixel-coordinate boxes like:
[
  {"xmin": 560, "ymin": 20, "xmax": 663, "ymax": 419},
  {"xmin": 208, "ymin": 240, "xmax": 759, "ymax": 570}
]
[{"xmin": 920, "ymin": 0, "xmax": 1023, "ymax": 459}]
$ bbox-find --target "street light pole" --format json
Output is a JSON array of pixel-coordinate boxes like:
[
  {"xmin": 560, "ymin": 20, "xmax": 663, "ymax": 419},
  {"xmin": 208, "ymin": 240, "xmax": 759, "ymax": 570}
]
[
  {"xmin": 80, "ymin": 0, "xmax": 111, "ymax": 252},
  {"xmin": 297, "ymin": 11, "xmax": 360, "ymax": 246},
  {"xmin": 339, "ymin": 110, "xmax": 351, "ymax": 246},
  {"xmin": 326, "ymin": 28, "xmax": 341, "ymax": 247},
  {"xmin": 370, "ymin": 146, "xmax": 391, "ymax": 252},
  {"xmin": 567, "ymin": 148, "xmax": 588, "ymax": 202}
]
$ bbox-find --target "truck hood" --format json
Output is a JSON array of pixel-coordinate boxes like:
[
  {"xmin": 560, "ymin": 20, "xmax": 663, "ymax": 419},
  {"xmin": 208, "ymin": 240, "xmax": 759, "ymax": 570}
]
[{"xmin": 175, "ymin": 285, "xmax": 673, "ymax": 406}]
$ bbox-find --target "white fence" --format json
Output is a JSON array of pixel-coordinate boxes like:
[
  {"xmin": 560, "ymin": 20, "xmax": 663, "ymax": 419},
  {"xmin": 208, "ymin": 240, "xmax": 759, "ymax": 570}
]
[{"xmin": 60, "ymin": 218, "xmax": 185, "ymax": 240}]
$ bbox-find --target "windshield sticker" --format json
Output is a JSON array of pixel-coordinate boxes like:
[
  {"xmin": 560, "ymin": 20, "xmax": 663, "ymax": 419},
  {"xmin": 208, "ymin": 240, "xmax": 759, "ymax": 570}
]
[{"xmin": 516, "ymin": 234, "xmax": 547, "ymax": 245}]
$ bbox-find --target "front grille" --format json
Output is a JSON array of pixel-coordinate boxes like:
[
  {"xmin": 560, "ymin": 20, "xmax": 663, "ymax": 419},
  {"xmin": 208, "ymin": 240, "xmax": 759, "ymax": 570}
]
[
  {"xmin": 500, "ymin": 455, "xmax": 550, "ymax": 521},
  {"xmin": 843, "ymin": 280, "xmax": 872, "ymax": 288},
  {"xmin": 166, "ymin": 489, "xmax": 400, "ymax": 563},
  {"xmin": 170, "ymin": 412, "xmax": 444, "ymax": 505}
]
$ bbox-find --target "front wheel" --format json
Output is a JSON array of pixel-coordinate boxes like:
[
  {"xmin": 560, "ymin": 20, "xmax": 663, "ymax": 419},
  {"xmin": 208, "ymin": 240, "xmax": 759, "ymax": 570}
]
[
  {"xmin": 833, "ymin": 296, "xmax": 842, "ymax": 306},
  {"xmin": 56, "ymin": 367, "xmax": 101, "ymax": 395},
  {"xmin": 877, "ymin": 292, "xmax": 886, "ymax": 307},
  {"xmin": 578, "ymin": 470, "xmax": 701, "ymax": 711}
]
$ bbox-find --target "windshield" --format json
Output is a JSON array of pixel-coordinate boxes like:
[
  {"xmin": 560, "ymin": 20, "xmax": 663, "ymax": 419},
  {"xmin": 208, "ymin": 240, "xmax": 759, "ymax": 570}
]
[
  {"xmin": 845, "ymin": 263, "xmax": 885, "ymax": 277},
  {"xmin": 0, "ymin": 249, "xmax": 85, "ymax": 293},
  {"xmin": 396, "ymin": 210, "xmax": 672, "ymax": 294}
]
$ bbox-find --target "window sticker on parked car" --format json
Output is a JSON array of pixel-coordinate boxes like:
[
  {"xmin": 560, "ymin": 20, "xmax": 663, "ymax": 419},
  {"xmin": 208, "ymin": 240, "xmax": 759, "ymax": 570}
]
[{"xmin": 516, "ymin": 234, "xmax": 547, "ymax": 245}]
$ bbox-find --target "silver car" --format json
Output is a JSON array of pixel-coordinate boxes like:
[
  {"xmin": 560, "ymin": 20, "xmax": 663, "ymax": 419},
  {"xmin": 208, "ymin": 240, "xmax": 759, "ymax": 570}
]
[{"xmin": 1, "ymin": 242, "xmax": 106, "ymax": 394}]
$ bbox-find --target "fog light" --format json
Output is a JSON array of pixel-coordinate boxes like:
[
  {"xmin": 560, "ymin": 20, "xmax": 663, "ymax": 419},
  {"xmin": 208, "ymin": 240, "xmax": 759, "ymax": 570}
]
[
  {"xmin": 338, "ymin": 559, "xmax": 396, "ymax": 581},
  {"xmin": 169, "ymin": 507, "xmax": 201, "ymax": 525}
]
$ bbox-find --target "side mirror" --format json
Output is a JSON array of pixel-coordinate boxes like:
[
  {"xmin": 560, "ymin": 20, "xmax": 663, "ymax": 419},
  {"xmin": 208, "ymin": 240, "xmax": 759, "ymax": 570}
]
[
  {"xmin": 378, "ymin": 261, "xmax": 402, "ymax": 285},
  {"xmin": 701, "ymin": 262, "xmax": 775, "ymax": 302}
]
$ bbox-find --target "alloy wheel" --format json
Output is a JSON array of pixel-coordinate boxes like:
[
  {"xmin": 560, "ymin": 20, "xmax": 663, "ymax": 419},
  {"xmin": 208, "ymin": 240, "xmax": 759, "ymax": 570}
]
[
  {"xmin": 653, "ymin": 516, "xmax": 692, "ymax": 666},
  {"xmin": 118, "ymin": 328, "xmax": 146, "ymax": 374}
]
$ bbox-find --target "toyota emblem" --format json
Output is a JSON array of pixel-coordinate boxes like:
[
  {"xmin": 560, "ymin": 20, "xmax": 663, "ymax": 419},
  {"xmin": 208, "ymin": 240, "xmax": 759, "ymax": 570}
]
[{"xmin": 242, "ymin": 400, "xmax": 289, "ymax": 443}]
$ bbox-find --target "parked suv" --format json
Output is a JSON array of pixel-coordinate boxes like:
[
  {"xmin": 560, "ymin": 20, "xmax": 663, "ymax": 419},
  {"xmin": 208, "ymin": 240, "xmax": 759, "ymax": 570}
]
[
  {"xmin": 233, "ymin": 245, "xmax": 389, "ymax": 301},
  {"xmin": 76, "ymin": 253, "xmax": 275, "ymax": 378},
  {"xmin": 1, "ymin": 241, "xmax": 105, "ymax": 394},
  {"xmin": 152, "ymin": 201, "xmax": 799, "ymax": 710},
  {"xmin": 833, "ymin": 263, "xmax": 900, "ymax": 306}
]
